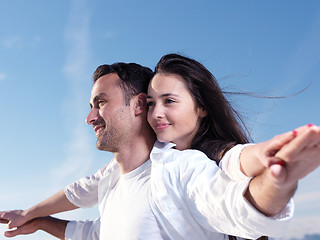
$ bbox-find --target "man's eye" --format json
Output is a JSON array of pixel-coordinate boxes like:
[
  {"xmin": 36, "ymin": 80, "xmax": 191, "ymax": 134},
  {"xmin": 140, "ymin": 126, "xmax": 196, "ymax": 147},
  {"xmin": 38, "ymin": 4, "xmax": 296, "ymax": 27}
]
[{"xmin": 98, "ymin": 100, "xmax": 106, "ymax": 107}]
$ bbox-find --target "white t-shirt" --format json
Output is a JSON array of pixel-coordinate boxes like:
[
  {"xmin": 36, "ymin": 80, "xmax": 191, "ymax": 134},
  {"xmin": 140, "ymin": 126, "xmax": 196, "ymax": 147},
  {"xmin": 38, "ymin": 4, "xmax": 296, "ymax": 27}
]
[
  {"xmin": 99, "ymin": 159, "xmax": 168, "ymax": 240},
  {"xmin": 65, "ymin": 142, "xmax": 293, "ymax": 240}
]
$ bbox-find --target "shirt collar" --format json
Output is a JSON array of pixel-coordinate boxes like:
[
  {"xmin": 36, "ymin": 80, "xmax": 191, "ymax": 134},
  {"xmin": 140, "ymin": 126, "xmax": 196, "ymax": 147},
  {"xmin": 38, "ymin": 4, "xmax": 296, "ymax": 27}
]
[
  {"xmin": 150, "ymin": 140, "xmax": 178, "ymax": 163},
  {"xmin": 153, "ymin": 140, "xmax": 176, "ymax": 153}
]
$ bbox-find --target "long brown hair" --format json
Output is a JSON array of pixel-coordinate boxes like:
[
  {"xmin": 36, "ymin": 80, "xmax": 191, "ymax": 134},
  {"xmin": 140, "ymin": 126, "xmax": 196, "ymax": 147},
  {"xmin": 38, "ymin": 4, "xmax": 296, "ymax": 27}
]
[{"xmin": 155, "ymin": 53, "xmax": 267, "ymax": 240}]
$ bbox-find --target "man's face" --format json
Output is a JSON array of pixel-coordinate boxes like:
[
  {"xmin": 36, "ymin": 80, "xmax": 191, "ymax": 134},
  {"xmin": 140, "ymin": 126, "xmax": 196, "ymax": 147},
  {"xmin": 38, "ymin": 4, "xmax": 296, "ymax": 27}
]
[{"xmin": 86, "ymin": 73, "xmax": 133, "ymax": 152}]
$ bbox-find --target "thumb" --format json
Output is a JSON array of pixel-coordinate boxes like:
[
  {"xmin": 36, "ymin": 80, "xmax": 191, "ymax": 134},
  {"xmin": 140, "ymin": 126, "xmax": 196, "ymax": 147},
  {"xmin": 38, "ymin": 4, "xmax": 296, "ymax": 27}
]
[
  {"xmin": 4, "ymin": 229, "xmax": 19, "ymax": 238},
  {"xmin": 4, "ymin": 225, "xmax": 29, "ymax": 238},
  {"xmin": 268, "ymin": 164, "xmax": 287, "ymax": 187}
]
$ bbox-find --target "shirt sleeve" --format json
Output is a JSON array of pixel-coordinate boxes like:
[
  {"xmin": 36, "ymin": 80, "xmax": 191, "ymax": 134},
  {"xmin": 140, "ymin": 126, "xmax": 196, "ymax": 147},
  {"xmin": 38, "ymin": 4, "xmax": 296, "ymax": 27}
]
[
  {"xmin": 64, "ymin": 164, "xmax": 108, "ymax": 208},
  {"xmin": 65, "ymin": 218, "xmax": 100, "ymax": 240},
  {"xmin": 219, "ymin": 144, "xmax": 253, "ymax": 181},
  {"xmin": 182, "ymin": 152, "xmax": 293, "ymax": 239}
]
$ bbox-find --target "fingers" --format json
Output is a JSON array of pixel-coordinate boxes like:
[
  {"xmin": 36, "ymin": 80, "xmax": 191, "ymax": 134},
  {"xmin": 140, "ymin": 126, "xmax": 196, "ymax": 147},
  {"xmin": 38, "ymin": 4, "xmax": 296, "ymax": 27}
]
[
  {"xmin": 276, "ymin": 125, "xmax": 320, "ymax": 160},
  {"xmin": 0, "ymin": 212, "xmax": 14, "ymax": 229},
  {"xmin": 266, "ymin": 130, "xmax": 298, "ymax": 157},
  {"xmin": 0, "ymin": 219, "xmax": 9, "ymax": 224},
  {"xmin": 4, "ymin": 220, "xmax": 37, "ymax": 238},
  {"xmin": 0, "ymin": 210, "xmax": 26, "ymax": 229}
]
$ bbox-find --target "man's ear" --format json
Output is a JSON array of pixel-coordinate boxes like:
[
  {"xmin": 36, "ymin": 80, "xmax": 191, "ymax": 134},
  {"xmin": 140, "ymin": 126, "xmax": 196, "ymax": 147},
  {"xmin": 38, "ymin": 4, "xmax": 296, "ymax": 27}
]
[{"xmin": 134, "ymin": 93, "xmax": 147, "ymax": 115}]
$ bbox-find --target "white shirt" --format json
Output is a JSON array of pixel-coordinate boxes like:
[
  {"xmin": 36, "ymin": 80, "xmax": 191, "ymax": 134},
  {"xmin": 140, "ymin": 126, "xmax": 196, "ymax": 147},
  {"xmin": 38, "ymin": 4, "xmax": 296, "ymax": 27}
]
[
  {"xmin": 99, "ymin": 159, "xmax": 167, "ymax": 239},
  {"xmin": 65, "ymin": 142, "xmax": 293, "ymax": 240}
]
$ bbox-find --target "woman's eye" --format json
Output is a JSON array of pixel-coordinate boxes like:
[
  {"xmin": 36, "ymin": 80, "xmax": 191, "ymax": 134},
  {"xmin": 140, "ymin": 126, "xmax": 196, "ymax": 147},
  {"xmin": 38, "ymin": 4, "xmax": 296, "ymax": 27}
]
[
  {"xmin": 147, "ymin": 102, "xmax": 155, "ymax": 107},
  {"xmin": 165, "ymin": 99, "xmax": 175, "ymax": 104}
]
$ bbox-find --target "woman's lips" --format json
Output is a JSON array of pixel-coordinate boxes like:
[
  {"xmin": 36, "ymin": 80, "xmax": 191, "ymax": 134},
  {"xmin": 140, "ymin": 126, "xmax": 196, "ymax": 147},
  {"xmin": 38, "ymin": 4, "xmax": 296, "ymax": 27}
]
[{"xmin": 156, "ymin": 123, "xmax": 170, "ymax": 131}]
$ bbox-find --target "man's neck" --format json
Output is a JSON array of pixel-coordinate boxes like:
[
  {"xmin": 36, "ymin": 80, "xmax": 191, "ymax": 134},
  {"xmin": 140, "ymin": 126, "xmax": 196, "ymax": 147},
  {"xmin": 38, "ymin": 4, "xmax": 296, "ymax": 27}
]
[{"xmin": 114, "ymin": 132, "xmax": 156, "ymax": 174}]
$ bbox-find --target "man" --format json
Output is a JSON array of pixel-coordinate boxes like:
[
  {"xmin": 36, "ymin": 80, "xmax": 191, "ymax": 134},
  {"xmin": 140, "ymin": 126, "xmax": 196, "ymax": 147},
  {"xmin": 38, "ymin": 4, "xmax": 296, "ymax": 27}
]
[
  {"xmin": 1, "ymin": 62, "xmax": 156, "ymax": 239},
  {"xmin": 1, "ymin": 62, "xmax": 320, "ymax": 239}
]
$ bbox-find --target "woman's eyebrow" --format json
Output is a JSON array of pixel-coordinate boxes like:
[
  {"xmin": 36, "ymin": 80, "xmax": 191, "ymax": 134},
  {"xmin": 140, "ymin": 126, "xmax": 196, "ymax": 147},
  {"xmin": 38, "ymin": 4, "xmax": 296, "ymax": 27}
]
[{"xmin": 147, "ymin": 93, "xmax": 178, "ymax": 99}]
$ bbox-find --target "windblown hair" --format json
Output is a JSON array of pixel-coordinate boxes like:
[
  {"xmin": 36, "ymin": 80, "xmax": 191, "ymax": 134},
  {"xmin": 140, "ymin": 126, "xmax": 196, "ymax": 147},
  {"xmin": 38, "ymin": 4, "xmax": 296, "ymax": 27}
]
[
  {"xmin": 155, "ymin": 53, "xmax": 250, "ymax": 162},
  {"xmin": 93, "ymin": 62, "xmax": 154, "ymax": 105}
]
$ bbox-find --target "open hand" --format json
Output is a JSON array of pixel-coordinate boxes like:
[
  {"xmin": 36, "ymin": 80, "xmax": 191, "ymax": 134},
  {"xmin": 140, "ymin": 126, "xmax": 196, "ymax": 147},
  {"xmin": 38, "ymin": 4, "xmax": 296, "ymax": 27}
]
[
  {"xmin": 268, "ymin": 125, "xmax": 320, "ymax": 189},
  {"xmin": 0, "ymin": 210, "xmax": 29, "ymax": 230}
]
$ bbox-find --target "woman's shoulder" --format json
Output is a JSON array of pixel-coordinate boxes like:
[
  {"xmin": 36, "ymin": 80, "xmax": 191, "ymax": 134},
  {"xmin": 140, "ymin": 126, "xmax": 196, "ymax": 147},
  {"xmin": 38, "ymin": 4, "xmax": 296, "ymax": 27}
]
[{"xmin": 151, "ymin": 140, "xmax": 210, "ymax": 164}]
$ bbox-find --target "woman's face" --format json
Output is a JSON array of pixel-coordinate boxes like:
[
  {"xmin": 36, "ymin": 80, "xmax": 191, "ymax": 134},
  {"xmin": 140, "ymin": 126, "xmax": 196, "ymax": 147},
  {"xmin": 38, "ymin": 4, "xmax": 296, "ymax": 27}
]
[{"xmin": 147, "ymin": 73, "xmax": 206, "ymax": 150}]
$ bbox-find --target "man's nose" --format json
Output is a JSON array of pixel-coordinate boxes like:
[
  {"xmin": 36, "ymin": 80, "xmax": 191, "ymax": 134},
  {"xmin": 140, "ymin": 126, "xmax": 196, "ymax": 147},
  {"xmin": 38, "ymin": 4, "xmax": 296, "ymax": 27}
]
[{"xmin": 86, "ymin": 108, "xmax": 99, "ymax": 125}]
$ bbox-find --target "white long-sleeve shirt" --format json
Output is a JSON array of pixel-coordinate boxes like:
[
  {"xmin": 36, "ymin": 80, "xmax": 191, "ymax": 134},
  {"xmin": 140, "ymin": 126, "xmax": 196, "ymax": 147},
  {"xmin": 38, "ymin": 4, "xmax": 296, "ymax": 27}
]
[{"xmin": 65, "ymin": 142, "xmax": 293, "ymax": 240}]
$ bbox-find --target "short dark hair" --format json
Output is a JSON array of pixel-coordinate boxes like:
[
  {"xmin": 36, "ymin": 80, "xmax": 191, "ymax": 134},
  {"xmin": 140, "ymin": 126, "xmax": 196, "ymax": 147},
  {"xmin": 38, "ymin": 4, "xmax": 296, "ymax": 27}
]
[{"xmin": 93, "ymin": 62, "xmax": 154, "ymax": 105}]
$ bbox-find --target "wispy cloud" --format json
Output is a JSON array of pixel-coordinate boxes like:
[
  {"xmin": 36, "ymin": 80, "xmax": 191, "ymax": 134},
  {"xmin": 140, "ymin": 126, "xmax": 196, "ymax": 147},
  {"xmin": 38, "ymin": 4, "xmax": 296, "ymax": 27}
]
[
  {"xmin": 294, "ymin": 191, "xmax": 320, "ymax": 206},
  {"xmin": 1, "ymin": 36, "xmax": 22, "ymax": 48},
  {"xmin": 0, "ymin": 73, "xmax": 6, "ymax": 81},
  {"xmin": 0, "ymin": 34, "xmax": 42, "ymax": 49},
  {"xmin": 49, "ymin": 0, "xmax": 96, "ymax": 189},
  {"xmin": 251, "ymin": 12, "xmax": 320, "ymax": 141},
  {"xmin": 283, "ymin": 215, "xmax": 320, "ymax": 239}
]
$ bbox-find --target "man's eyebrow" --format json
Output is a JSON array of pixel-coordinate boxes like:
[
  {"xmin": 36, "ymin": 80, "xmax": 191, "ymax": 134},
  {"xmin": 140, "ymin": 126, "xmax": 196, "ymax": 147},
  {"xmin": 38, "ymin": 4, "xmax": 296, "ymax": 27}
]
[{"xmin": 93, "ymin": 93, "xmax": 107, "ymax": 102}]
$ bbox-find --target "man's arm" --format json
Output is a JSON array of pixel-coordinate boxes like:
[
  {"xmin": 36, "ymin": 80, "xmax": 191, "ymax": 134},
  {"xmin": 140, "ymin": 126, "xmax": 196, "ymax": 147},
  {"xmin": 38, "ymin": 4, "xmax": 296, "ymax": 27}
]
[
  {"xmin": 3, "ymin": 217, "xmax": 100, "ymax": 240},
  {"xmin": 245, "ymin": 125, "xmax": 320, "ymax": 216},
  {"xmin": 3, "ymin": 216, "xmax": 68, "ymax": 239},
  {"xmin": 0, "ymin": 190, "xmax": 78, "ymax": 230}
]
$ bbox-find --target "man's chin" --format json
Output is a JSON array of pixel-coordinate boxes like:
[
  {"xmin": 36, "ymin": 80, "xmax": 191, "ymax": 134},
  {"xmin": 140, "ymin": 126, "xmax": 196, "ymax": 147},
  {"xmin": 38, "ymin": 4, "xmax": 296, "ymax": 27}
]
[
  {"xmin": 96, "ymin": 141, "xmax": 104, "ymax": 150},
  {"xmin": 96, "ymin": 141, "xmax": 111, "ymax": 151}
]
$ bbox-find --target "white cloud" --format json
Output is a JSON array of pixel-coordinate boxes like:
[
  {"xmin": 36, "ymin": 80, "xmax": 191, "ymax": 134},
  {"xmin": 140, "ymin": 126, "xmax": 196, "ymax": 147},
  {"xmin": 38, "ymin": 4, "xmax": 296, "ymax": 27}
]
[
  {"xmin": 1, "ymin": 34, "xmax": 42, "ymax": 49},
  {"xmin": 50, "ymin": 0, "xmax": 95, "ymax": 189},
  {"xmin": 1, "ymin": 36, "xmax": 22, "ymax": 48},
  {"xmin": 50, "ymin": 125, "xmax": 95, "ymax": 188},
  {"xmin": 294, "ymin": 191, "xmax": 320, "ymax": 206},
  {"xmin": 0, "ymin": 73, "xmax": 6, "ymax": 81},
  {"xmin": 282, "ymin": 215, "xmax": 320, "ymax": 239}
]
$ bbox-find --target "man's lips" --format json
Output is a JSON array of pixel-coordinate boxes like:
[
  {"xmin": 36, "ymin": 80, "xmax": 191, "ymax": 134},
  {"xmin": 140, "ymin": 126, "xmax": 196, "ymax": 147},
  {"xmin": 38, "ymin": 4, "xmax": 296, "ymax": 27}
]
[
  {"xmin": 156, "ymin": 123, "xmax": 170, "ymax": 131},
  {"xmin": 94, "ymin": 125, "xmax": 105, "ymax": 136}
]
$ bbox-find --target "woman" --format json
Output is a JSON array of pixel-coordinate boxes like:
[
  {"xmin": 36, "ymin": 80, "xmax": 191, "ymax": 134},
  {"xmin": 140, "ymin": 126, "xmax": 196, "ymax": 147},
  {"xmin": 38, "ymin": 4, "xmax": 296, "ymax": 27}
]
[
  {"xmin": 146, "ymin": 53, "xmax": 319, "ymax": 239},
  {"xmin": 147, "ymin": 53, "xmax": 285, "ymax": 177}
]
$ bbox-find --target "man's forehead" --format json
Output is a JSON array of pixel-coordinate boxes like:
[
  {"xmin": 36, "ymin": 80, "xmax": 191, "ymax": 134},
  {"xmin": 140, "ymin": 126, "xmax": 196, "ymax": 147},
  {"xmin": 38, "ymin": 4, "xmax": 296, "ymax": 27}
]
[
  {"xmin": 91, "ymin": 74, "xmax": 120, "ymax": 93},
  {"xmin": 90, "ymin": 73, "xmax": 123, "ymax": 101}
]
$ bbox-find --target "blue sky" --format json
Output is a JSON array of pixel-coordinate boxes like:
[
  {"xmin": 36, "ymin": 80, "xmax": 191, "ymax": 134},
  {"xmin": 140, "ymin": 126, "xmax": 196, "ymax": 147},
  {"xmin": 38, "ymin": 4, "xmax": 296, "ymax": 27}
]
[{"xmin": 0, "ymin": 1, "xmax": 320, "ymax": 239}]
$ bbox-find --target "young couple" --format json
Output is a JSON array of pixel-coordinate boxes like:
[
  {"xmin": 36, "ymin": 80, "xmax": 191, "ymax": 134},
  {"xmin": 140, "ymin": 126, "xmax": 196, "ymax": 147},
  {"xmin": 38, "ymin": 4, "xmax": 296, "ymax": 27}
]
[{"xmin": 1, "ymin": 53, "xmax": 320, "ymax": 240}]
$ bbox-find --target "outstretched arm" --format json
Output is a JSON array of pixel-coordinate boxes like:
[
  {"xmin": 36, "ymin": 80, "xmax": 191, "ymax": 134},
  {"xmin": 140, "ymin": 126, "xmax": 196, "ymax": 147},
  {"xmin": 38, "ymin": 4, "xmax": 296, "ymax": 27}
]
[
  {"xmin": 2, "ymin": 217, "xmax": 100, "ymax": 240},
  {"xmin": 245, "ymin": 125, "xmax": 320, "ymax": 216},
  {"xmin": 0, "ymin": 190, "xmax": 78, "ymax": 230}
]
